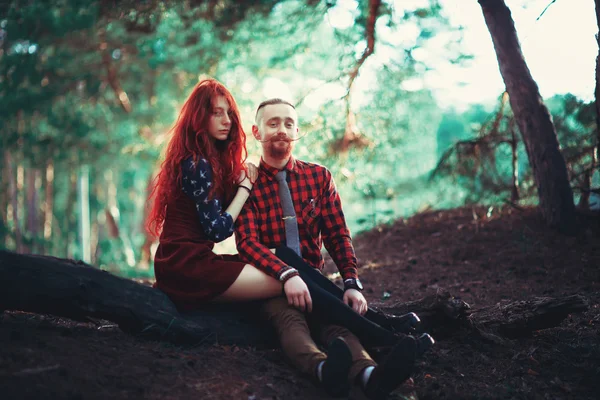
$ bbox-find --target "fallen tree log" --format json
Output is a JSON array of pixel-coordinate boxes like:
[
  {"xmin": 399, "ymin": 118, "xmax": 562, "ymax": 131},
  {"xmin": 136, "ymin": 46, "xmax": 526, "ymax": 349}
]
[
  {"xmin": 0, "ymin": 250, "xmax": 589, "ymax": 347},
  {"xmin": 381, "ymin": 290, "xmax": 589, "ymax": 341},
  {"xmin": 469, "ymin": 294, "xmax": 589, "ymax": 338},
  {"xmin": 0, "ymin": 250, "xmax": 272, "ymax": 347}
]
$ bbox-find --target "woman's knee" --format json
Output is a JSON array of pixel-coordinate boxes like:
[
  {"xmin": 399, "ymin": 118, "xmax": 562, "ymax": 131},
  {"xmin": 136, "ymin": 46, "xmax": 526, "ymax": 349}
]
[
  {"xmin": 237, "ymin": 264, "xmax": 282, "ymax": 289},
  {"xmin": 214, "ymin": 265, "xmax": 281, "ymax": 301}
]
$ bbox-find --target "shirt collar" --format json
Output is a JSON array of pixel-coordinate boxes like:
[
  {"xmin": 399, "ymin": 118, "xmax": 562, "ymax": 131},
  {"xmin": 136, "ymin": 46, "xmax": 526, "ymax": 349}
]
[{"xmin": 259, "ymin": 156, "xmax": 299, "ymax": 180}]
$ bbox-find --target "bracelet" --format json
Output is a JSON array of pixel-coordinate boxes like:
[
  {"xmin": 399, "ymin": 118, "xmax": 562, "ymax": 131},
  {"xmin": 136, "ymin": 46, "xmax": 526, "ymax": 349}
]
[
  {"xmin": 238, "ymin": 185, "xmax": 252, "ymax": 194},
  {"xmin": 279, "ymin": 268, "xmax": 299, "ymax": 283}
]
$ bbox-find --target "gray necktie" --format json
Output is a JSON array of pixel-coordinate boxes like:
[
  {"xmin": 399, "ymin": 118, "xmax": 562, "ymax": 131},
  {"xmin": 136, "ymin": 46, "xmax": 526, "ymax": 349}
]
[{"xmin": 275, "ymin": 170, "xmax": 301, "ymax": 256}]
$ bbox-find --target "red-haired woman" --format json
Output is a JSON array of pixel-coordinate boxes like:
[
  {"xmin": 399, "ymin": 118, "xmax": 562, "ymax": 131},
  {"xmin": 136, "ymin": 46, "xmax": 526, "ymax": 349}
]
[{"xmin": 148, "ymin": 78, "xmax": 282, "ymax": 310}]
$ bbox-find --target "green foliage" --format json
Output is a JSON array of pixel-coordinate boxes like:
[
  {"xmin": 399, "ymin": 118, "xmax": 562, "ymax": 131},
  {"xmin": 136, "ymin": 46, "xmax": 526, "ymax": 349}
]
[
  {"xmin": 431, "ymin": 93, "xmax": 597, "ymax": 206},
  {"xmin": 0, "ymin": 0, "xmax": 523, "ymax": 274},
  {"xmin": 546, "ymin": 94, "xmax": 597, "ymax": 196}
]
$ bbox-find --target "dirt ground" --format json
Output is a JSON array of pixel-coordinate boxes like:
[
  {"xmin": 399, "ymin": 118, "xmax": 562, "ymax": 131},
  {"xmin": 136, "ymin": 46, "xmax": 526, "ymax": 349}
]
[{"xmin": 1, "ymin": 205, "xmax": 599, "ymax": 400}]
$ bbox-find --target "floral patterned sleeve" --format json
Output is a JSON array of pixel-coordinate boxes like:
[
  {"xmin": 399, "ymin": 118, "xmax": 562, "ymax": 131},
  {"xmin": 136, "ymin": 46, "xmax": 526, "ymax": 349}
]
[{"xmin": 181, "ymin": 157, "xmax": 234, "ymax": 243}]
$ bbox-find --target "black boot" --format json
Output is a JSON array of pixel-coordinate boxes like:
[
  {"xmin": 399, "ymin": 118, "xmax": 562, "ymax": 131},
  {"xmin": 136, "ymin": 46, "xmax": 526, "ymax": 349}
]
[
  {"xmin": 416, "ymin": 332, "xmax": 435, "ymax": 357},
  {"xmin": 374, "ymin": 311, "xmax": 421, "ymax": 334},
  {"xmin": 363, "ymin": 333, "xmax": 434, "ymax": 400},
  {"xmin": 320, "ymin": 337, "xmax": 353, "ymax": 397}
]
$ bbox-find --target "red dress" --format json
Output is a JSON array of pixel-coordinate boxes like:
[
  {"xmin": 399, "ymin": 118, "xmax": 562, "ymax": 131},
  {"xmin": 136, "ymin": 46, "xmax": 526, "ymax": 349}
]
[
  {"xmin": 153, "ymin": 158, "xmax": 246, "ymax": 311},
  {"xmin": 154, "ymin": 194, "xmax": 245, "ymax": 310}
]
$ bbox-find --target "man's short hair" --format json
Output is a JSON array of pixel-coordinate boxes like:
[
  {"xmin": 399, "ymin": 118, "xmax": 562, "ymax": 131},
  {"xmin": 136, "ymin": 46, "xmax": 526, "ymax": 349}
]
[{"xmin": 255, "ymin": 98, "xmax": 296, "ymax": 124}]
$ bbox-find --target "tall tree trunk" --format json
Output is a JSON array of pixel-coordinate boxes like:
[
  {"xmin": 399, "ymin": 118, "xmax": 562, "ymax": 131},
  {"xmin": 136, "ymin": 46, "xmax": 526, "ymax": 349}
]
[
  {"xmin": 478, "ymin": 0, "xmax": 576, "ymax": 233},
  {"xmin": 5, "ymin": 152, "xmax": 22, "ymax": 252},
  {"xmin": 25, "ymin": 168, "xmax": 41, "ymax": 253},
  {"xmin": 90, "ymin": 218, "xmax": 100, "ymax": 265},
  {"xmin": 78, "ymin": 165, "xmax": 91, "ymax": 263},
  {"xmin": 104, "ymin": 170, "xmax": 136, "ymax": 268},
  {"xmin": 581, "ymin": 0, "xmax": 600, "ymax": 210},
  {"xmin": 16, "ymin": 164, "xmax": 25, "ymax": 249},
  {"xmin": 42, "ymin": 160, "xmax": 55, "ymax": 255},
  {"xmin": 509, "ymin": 118, "xmax": 520, "ymax": 202},
  {"xmin": 14, "ymin": 111, "xmax": 25, "ymax": 251},
  {"xmin": 0, "ymin": 152, "xmax": 7, "ymax": 248},
  {"xmin": 594, "ymin": 0, "xmax": 600, "ymax": 173},
  {"xmin": 139, "ymin": 172, "xmax": 157, "ymax": 270},
  {"xmin": 579, "ymin": 168, "xmax": 592, "ymax": 209},
  {"xmin": 89, "ymin": 176, "xmax": 101, "ymax": 265},
  {"xmin": 63, "ymin": 170, "xmax": 78, "ymax": 258}
]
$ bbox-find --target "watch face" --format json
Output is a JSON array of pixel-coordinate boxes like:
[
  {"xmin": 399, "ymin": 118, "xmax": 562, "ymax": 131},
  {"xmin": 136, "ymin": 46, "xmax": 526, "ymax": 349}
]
[
  {"xmin": 346, "ymin": 278, "xmax": 363, "ymax": 291},
  {"xmin": 356, "ymin": 279, "xmax": 364, "ymax": 290}
]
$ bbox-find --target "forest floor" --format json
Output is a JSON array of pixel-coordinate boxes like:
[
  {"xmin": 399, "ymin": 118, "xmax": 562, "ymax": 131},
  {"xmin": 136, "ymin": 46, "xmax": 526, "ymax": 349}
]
[{"xmin": 1, "ymin": 205, "xmax": 599, "ymax": 400}]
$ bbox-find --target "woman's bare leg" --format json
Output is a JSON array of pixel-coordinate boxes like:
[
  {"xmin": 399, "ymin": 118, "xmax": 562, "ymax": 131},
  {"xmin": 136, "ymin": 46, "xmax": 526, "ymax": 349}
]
[{"xmin": 213, "ymin": 264, "xmax": 282, "ymax": 302}]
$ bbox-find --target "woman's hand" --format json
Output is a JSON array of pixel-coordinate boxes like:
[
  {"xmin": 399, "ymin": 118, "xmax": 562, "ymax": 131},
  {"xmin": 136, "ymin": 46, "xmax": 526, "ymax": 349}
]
[{"xmin": 283, "ymin": 275, "xmax": 312, "ymax": 313}]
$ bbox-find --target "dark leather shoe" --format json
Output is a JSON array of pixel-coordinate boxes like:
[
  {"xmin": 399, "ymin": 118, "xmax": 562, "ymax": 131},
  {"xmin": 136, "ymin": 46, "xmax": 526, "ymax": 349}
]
[
  {"xmin": 321, "ymin": 337, "xmax": 353, "ymax": 397},
  {"xmin": 416, "ymin": 333, "xmax": 435, "ymax": 357},
  {"xmin": 368, "ymin": 310, "xmax": 421, "ymax": 334},
  {"xmin": 387, "ymin": 312, "xmax": 420, "ymax": 334},
  {"xmin": 363, "ymin": 335, "xmax": 418, "ymax": 400}
]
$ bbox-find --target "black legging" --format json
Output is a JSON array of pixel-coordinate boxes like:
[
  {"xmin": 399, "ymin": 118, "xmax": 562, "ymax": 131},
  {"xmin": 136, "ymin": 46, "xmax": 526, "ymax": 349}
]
[{"xmin": 275, "ymin": 246, "xmax": 400, "ymax": 347}]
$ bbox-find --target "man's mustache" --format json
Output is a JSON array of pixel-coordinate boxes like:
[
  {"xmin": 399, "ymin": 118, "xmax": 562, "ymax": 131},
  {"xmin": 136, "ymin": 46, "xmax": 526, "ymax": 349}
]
[
  {"xmin": 271, "ymin": 136, "xmax": 292, "ymax": 143},
  {"xmin": 259, "ymin": 134, "xmax": 294, "ymax": 143}
]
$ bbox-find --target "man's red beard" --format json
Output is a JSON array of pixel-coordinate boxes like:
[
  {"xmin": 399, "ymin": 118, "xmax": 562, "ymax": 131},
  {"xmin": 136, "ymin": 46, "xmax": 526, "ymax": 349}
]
[{"xmin": 265, "ymin": 136, "xmax": 293, "ymax": 160}]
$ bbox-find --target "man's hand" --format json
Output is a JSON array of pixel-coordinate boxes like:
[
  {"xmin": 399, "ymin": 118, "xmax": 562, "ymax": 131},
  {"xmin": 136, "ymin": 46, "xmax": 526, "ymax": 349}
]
[
  {"xmin": 237, "ymin": 163, "xmax": 258, "ymax": 188},
  {"xmin": 246, "ymin": 162, "xmax": 258, "ymax": 183},
  {"xmin": 283, "ymin": 275, "xmax": 312, "ymax": 313},
  {"xmin": 343, "ymin": 289, "xmax": 368, "ymax": 315}
]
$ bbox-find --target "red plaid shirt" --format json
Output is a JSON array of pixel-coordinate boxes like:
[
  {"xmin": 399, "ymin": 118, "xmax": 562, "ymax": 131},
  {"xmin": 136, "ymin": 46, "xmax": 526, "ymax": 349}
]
[{"xmin": 235, "ymin": 157, "xmax": 358, "ymax": 281}]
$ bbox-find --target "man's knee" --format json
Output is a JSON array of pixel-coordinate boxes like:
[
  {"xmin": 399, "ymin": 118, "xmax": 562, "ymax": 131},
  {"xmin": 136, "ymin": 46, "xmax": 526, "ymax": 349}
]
[{"xmin": 261, "ymin": 297, "xmax": 307, "ymax": 327}]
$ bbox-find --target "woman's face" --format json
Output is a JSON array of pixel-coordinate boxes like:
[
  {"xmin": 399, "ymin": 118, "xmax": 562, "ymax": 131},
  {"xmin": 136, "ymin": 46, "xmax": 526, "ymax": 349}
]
[{"xmin": 207, "ymin": 95, "xmax": 233, "ymax": 141}]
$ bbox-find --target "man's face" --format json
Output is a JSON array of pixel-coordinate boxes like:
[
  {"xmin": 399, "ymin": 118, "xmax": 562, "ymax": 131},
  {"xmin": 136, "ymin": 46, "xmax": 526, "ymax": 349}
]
[{"xmin": 253, "ymin": 103, "xmax": 298, "ymax": 161}]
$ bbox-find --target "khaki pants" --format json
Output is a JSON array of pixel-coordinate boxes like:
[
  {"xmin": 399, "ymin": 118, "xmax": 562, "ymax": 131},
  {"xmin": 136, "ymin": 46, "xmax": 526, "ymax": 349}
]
[{"xmin": 261, "ymin": 296, "xmax": 376, "ymax": 383}]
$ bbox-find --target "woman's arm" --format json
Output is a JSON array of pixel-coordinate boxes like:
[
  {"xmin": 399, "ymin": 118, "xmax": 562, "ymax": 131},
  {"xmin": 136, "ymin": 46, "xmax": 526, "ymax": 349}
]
[
  {"xmin": 181, "ymin": 158, "xmax": 245, "ymax": 242},
  {"xmin": 223, "ymin": 162, "xmax": 258, "ymax": 221}
]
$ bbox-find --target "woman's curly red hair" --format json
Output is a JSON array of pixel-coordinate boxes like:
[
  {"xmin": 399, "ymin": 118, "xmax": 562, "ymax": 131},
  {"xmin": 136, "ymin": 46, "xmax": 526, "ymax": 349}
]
[{"xmin": 147, "ymin": 78, "xmax": 247, "ymax": 237}]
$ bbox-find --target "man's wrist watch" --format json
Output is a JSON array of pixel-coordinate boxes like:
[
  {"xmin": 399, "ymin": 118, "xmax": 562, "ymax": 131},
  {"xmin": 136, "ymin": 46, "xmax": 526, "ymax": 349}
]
[{"xmin": 343, "ymin": 278, "xmax": 363, "ymax": 292}]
